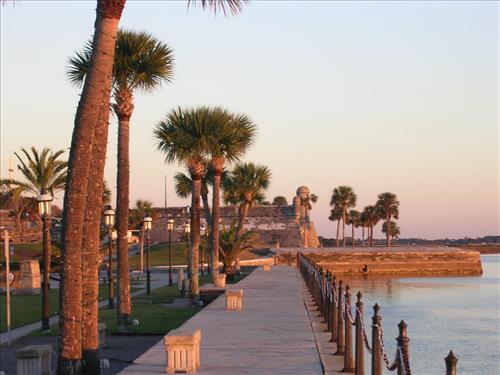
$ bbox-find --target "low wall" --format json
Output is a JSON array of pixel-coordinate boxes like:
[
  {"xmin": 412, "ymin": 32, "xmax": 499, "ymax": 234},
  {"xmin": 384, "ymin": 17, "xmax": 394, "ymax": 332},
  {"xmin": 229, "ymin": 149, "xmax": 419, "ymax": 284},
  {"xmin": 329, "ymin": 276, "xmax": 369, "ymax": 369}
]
[{"xmin": 276, "ymin": 246, "xmax": 483, "ymax": 276}]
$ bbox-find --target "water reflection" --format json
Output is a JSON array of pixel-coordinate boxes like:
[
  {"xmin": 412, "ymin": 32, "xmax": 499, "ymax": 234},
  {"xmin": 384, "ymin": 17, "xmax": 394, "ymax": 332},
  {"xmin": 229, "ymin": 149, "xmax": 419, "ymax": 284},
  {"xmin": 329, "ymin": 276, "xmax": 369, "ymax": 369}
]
[{"xmin": 338, "ymin": 255, "xmax": 499, "ymax": 375}]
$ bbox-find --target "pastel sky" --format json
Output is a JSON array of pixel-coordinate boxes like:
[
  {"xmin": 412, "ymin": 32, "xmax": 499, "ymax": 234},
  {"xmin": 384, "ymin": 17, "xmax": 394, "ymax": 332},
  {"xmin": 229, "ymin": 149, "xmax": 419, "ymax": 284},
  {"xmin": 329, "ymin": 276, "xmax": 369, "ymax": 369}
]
[{"xmin": 1, "ymin": 1, "xmax": 498, "ymax": 239}]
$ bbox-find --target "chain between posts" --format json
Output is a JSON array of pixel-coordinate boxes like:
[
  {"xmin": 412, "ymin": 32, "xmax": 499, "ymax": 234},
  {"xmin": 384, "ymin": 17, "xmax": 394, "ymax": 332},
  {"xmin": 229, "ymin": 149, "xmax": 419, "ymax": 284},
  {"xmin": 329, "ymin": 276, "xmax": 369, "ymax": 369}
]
[{"xmin": 297, "ymin": 252, "xmax": 438, "ymax": 375}]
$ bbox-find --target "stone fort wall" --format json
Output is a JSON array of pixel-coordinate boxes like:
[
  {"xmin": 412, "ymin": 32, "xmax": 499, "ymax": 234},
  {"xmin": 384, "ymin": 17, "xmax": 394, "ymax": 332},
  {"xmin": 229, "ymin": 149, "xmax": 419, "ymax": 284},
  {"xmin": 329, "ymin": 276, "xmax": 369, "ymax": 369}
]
[{"xmin": 148, "ymin": 204, "xmax": 315, "ymax": 248}]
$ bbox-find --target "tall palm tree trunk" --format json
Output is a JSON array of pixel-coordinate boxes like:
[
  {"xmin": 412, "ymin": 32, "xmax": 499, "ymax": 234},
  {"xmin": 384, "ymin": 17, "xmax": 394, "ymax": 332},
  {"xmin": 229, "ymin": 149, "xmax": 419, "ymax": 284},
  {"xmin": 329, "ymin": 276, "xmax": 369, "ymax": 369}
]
[
  {"xmin": 190, "ymin": 176, "xmax": 202, "ymax": 302},
  {"xmin": 369, "ymin": 225, "xmax": 373, "ymax": 246},
  {"xmin": 342, "ymin": 210, "xmax": 346, "ymax": 247},
  {"xmin": 236, "ymin": 201, "xmax": 250, "ymax": 238},
  {"xmin": 58, "ymin": 2, "xmax": 123, "ymax": 373},
  {"xmin": 116, "ymin": 116, "xmax": 132, "ymax": 329},
  {"xmin": 361, "ymin": 226, "xmax": 365, "ymax": 246},
  {"xmin": 211, "ymin": 172, "xmax": 222, "ymax": 279},
  {"xmin": 336, "ymin": 219, "xmax": 340, "ymax": 247},
  {"xmin": 386, "ymin": 215, "xmax": 390, "ymax": 247},
  {"xmin": 81, "ymin": 86, "xmax": 111, "ymax": 375},
  {"xmin": 351, "ymin": 224, "xmax": 355, "ymax": 246}
]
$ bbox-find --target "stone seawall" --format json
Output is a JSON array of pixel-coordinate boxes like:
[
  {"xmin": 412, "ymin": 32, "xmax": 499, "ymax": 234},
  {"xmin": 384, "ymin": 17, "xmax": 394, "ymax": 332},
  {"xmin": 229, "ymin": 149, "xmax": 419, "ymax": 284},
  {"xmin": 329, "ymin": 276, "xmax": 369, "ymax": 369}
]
[{"xmin": 276, "ymin": 246, "xmax": 483, "ymax": 276}]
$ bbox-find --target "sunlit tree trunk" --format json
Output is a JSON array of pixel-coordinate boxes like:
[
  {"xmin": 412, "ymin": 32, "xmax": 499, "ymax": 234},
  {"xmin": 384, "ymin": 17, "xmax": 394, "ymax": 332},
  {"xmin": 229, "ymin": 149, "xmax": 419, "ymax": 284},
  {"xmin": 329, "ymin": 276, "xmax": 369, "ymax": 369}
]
[
  {"xmin": 336, "ymin": 219, "xmax": 340, "ymax": 247},
  {"xmin": 190, "ymin": 174, "xmax": 202, "ymax": 302},
  {"xmin": 81, "ymin": 85, "xmax": 111, "ymax": 375},
  {"xmin": 116, "ymin": 115, "xmax": 132, "ymax": 329},
  {"xmin": 351, "ymin": 224, "xmax": 355, "ymax": 246},
  {"xmin": 385, "ymin": 214, "xmax": 390, "ymax": 247},
  {"xmin": 58, "ymin": 1, "xmax": 123, "ymax": 373},
  {"xmin": 211, "ymin": 169, "xmax": 222, "ymax": 280},
  {"xmin": 342, "ymin": 210, "xmax": 346, "ymax": 247}
]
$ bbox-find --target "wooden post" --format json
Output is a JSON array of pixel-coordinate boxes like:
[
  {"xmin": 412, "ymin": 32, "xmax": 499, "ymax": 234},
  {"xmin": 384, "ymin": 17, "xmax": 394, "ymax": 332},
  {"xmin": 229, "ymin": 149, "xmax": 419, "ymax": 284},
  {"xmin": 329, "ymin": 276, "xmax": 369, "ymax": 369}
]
[
  {"xmin": 445, "ymin": 350, "xmax": 458, "ymax": 375},
  {"xmin": 371, "ymin": 303, "xmax": 382, "ymax": 375},
  {"xmin": 335, "ymin": 280, "xmax": 345, "ymax": 355},
  {"xmin": 326, "ymin": 272, "xmax": 331, "ymax": 331},
  {"xmin": 343, "ymin": 285, "xmax": 354, "ymax": 371},
  {"xmin": 354, "ymin": 291, "xmax": 364, "ymax": 375},
  {"xmin": 397, "ymin": 320, "xmax": 410, "ymax": 375}
]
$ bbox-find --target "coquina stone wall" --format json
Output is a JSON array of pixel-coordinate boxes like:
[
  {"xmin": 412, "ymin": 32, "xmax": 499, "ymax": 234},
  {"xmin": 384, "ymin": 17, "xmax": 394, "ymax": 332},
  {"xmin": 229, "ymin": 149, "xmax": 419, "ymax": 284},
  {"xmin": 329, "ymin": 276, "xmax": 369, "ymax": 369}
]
[{"xmin": 149, "ymin": 204, "xmax": 317, "ymax": 248}]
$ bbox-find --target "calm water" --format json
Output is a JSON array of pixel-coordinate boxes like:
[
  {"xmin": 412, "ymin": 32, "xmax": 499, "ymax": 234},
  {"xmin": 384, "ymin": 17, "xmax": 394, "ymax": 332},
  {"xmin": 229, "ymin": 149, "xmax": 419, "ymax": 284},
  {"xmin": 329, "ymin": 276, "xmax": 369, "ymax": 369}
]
[{"xmin": 342, "ymin": 255, "xmax": 500, "ymax": 375}]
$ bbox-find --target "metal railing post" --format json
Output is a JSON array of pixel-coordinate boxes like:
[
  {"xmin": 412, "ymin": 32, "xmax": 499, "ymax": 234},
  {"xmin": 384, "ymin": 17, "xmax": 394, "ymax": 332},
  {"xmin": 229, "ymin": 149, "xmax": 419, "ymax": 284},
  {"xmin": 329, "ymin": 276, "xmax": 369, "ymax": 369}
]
[
  {"xmin": 335, "ymin": 280, "xmax": 345, "ymax": 355},
  {"xmin": 355, "ymin": 291, "xmax": 364, "ymax": 375},
  {"xmin": 331, "ymin": 276, "xmax": 338, "ymax": 342},
  {"xmin": 445, "ymin": 351, "xmax": 458, "ymax": 375},
  {"xmin": 343, "ymin": 285, "xmax": 355, "ymax": 372},
  {"xmin": 397, "ymin": 320, "xmax": 411, "ymax": 375},
  {"xmin": 371, "ymin": 303, "xmax": 383, "ymax": 375}
]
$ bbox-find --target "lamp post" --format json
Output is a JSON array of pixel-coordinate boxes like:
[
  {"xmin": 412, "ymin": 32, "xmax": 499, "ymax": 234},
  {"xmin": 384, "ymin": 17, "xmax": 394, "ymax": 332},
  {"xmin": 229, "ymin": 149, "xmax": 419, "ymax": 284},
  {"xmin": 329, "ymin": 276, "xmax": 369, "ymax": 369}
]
[
  {"xmin": 37, "ymin": 192, "xmax": 53, "ymax": 331},
  {"xmin": 104, "ymin": 206, "xmax": 116, "ymax": 309},
  {"xmin": 200, "ymin": 225, "xmax": 206, "ymax": 276},
  {"xmin": 144, "ymin": 216, "xmax": 153, "ymax": 295},
  {"xmin": 167, "ymin": 218, "xmax": 174, "ymax": 286},
  {"xmin": 184, "ymin": 222, "xmax": 190, "ymax": 277}
]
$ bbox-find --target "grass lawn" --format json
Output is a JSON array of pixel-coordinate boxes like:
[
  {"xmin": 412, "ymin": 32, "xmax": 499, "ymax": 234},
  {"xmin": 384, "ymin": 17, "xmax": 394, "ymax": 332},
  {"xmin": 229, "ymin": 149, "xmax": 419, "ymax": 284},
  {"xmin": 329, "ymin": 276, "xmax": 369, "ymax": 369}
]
[
  {"xmin": 128, "ymin": 242, "xmax": 199, "ymax": 268},
  {"xmin": 1, "ymin": 285, "xmax": 141, "ymax": 333}
]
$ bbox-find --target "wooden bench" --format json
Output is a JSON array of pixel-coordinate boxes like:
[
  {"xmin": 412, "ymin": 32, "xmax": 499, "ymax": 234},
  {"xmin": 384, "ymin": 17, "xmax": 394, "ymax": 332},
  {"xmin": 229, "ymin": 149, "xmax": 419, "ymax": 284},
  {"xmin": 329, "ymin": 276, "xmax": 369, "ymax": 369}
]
[
  {"xmin": 16, "ymin": 345, "xmax": 52, "ymax": 375},
  {"xmin": 164, "ymin": 330, "xmax": 201, "ymax": 374},
  {"xmin": 225, "ymin": 289, "xmax": 243, "ymax": 311}
]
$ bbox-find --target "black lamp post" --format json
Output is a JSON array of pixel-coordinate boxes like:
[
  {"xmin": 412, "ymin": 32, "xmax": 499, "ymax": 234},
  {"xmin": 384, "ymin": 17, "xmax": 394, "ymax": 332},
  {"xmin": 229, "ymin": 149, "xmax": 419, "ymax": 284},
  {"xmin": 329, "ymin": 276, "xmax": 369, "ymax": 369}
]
[
  {"xmin": 143, "ymin": 216, "xmax": 153, "ymax": 295},
  {"xmin": 200, "ymin": 225, "xmax": 206, "ymax": 276},
  {"xmin": 167, "ymin": 218, "xmax": 174, "ymax": 286},
  {"xmin": 184, "ymin": 222, "xmax": 190, "ymax": 277},
  {"xmin": 37, "ymin": 191, "xmax": 53, "ymax": 331},
  {"xmin": 104, "ymin": 206, "xmax": 116, "ymax": 309}
]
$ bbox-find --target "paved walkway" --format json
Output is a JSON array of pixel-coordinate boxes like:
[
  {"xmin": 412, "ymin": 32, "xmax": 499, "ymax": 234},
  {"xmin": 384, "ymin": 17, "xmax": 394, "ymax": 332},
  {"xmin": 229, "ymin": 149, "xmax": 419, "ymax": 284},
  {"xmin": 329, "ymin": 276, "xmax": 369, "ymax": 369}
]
[{"xmin": 119, "ymin": 266, "xmax": 324, "ymax": 375}]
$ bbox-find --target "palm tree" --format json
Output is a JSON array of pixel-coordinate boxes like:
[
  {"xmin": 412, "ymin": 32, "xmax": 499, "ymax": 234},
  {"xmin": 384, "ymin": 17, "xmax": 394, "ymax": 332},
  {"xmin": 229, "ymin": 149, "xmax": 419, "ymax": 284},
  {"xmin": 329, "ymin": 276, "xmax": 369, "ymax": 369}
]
[
  {"xmin": 359, "ymin": 209, "xmax": 369, "ymax": 246},
  {"xmin": 207, "ymin": 109, "xmax": 256, "ymax": 279},
  {"xmin": 376, "ymin": 192, "xmax": 400, "ymax": 247},
  {"xmin": 2, "ymin": 147, "xmax": 67, "ymax": 346},
  {"xmin": 222, "ymin": 162, "xmax": 271, "ymax": 237},
  {"xmin": 69, "ymin": 29, "xmax": 174, "ymax": 329},
  {"xmin": 382, "ymin": 220, "xmax": 400, "ymax": 243},
  {"xmin": 330, "ymin": 186, "xmax": 357, "ymax": 247},
  {"xmin": 362, "ymin": 205, "xmax": 380, "ymax": 246},
  {"xmin": 154, "ymin": 106, "xmax": 215, "ymax": 302},
  {"xmin": 328, "ymin": 206, "xmax": 342, "ymax": 246},
  {"xmin": 347, "ymin": 209, "xmax": 360, "ymax": 246},
  {"xmin": 219, "ymin": 222, "xmax": 258, "ymax": 280},
  {"xmin": 129, "ymin": 199, "xmax": 156, "ymax": 271},
  {"xmin": 59, "ymin": 1, "xmax": 247, "ymax": 372}
]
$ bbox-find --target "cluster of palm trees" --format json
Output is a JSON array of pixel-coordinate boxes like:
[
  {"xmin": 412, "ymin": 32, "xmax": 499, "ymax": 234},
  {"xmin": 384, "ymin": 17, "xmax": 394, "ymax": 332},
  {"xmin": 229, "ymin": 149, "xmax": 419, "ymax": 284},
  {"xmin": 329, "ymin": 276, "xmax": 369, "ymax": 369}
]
[
  {"xmin": 329, "ymin": 186, "xmax": 400, "ymax": 247},
  {"xmin": 154, "ymin": 106, "xmax": 272, "ymax": 296}
]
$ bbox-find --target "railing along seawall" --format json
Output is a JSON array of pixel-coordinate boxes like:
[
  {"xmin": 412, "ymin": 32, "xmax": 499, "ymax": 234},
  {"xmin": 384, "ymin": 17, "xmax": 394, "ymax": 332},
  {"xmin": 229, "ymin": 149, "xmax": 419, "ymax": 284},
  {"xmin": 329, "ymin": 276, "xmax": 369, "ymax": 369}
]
[{"xmin": 297, "ymin": 252, "xmax": 459, "ymax": 375}]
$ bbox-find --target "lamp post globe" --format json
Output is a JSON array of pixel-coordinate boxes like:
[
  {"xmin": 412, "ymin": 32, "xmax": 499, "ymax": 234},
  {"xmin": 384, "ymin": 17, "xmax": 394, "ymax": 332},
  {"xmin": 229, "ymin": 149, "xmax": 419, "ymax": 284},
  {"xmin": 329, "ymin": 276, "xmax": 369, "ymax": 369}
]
[
  {"xmin": 144, "ymin": 216, "xmax": 153, "ymax": 295},
  {"xmin": 37, "ymin": 192, "xmax": 53, "ymax": 331},
  {"xmin": 167, "ymin": 218, "xmax": 174, "ymax": 286}
]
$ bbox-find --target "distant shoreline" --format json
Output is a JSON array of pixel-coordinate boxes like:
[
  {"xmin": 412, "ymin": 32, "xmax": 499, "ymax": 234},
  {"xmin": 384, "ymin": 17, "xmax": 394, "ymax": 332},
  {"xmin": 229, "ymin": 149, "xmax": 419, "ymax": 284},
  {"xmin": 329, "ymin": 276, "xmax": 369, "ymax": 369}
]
[{"xmin": 463, "ymin": 245, "xmax": 500, "ymax": 254}]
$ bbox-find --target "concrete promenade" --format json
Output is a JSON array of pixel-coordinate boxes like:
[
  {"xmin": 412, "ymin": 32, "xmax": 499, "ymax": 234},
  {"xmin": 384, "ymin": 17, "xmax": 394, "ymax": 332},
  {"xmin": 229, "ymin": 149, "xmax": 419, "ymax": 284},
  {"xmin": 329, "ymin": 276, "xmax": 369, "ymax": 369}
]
[{"xmin": 119, "ymin": 266, "xmax": 325, "ymax": 374}]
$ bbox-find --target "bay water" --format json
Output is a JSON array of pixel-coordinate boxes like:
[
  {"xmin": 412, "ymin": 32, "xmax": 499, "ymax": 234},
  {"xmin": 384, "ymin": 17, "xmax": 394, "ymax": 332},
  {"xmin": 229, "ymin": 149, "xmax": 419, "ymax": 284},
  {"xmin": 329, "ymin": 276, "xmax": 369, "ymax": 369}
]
[{"xmin": 341, "ymin": 255, "xmax": 499, "ymax": 375}]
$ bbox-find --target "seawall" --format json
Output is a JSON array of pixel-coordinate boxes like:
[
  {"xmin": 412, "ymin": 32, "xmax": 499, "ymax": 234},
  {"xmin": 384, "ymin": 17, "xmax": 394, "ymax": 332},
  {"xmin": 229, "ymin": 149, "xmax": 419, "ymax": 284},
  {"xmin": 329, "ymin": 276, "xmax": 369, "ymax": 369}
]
[{"xmin": 276, "ymin": 246, "xmax": 483, "ymax": 276}]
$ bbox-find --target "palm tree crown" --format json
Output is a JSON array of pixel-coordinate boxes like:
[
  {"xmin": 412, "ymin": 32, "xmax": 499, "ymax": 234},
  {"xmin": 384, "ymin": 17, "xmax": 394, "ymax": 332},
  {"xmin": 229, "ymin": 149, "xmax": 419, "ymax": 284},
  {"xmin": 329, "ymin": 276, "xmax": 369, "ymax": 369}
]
[
  {"xmin": 2, "ymin": 147, "xmax": 67, "ymax": 197},
  {"xmin": 223, "ymin": 163, "xmax": 271, "ymax": 208}
]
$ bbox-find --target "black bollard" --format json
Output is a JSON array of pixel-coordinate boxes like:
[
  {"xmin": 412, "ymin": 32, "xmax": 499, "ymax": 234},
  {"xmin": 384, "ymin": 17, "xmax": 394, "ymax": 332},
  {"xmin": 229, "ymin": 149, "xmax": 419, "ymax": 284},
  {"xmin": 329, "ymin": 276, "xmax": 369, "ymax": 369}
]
[
  {"xmin": 343, "ymin": 285, "xmax": 355, "ymax": 372},
  {"xmin": 335, "ymin": 280, "xmax": 345, "ymax": 355},
  {"xmin": 354, "ymin": 291, "xmax": 364, "ymax": 375},
  {"xmin": 445, "ymin": 350, "xmax": 458, "ymax": 375},
  {"xmin": 397, "ymin": 320, "xmax": 411, "ymax": 375},
  {"xmin": 371, "ymin": 303, "xmax": 383, "ymax": 375},
  {"xmin": 326, "ymin": 272, "xmax": 332, "ymax": 332}
]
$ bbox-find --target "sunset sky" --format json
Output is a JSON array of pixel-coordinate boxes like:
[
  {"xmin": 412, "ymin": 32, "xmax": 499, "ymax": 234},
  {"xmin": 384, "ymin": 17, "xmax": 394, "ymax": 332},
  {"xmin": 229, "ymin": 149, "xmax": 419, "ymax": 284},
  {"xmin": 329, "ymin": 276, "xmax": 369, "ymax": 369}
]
[{"xmin": 1, "ymin": 1, "xmax": 498, "ymax": 239}]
